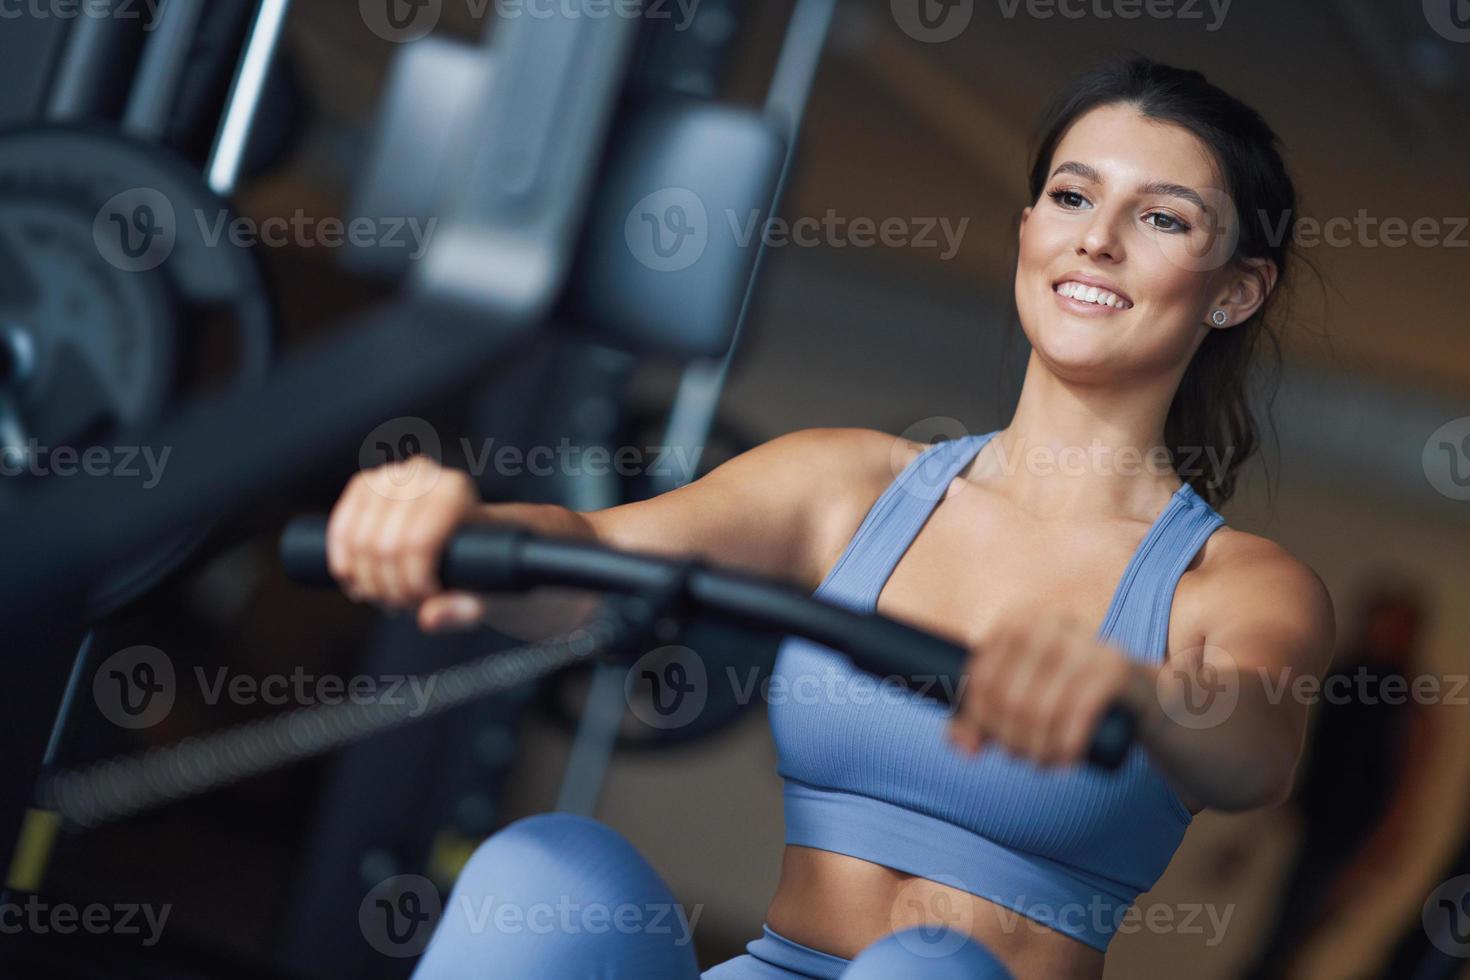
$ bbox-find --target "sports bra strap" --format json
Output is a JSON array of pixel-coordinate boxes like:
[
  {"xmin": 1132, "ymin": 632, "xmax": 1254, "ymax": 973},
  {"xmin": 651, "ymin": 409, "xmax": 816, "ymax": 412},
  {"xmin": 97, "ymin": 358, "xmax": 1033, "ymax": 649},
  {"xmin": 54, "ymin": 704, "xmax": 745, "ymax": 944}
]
[{"xmin": 816, "ymin": 432, "xmax": 995, "ymax": 607}]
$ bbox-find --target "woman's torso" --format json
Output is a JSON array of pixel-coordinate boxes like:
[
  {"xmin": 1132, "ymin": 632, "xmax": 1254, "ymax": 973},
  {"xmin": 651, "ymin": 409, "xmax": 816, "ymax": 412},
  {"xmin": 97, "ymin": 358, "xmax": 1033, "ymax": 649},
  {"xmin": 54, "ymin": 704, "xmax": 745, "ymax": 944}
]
[{"xmin": 761, "ymin": 431, "xmax": 1221, "ymax": 978}]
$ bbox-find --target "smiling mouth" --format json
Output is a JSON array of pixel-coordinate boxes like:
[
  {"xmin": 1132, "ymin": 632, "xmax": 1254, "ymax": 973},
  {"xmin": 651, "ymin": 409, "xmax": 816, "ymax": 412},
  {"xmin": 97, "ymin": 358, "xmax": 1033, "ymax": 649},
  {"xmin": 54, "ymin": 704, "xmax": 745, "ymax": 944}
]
[{"xmin": 1052, "ymin": 280, "xmax": 1134, "ymax": 311}]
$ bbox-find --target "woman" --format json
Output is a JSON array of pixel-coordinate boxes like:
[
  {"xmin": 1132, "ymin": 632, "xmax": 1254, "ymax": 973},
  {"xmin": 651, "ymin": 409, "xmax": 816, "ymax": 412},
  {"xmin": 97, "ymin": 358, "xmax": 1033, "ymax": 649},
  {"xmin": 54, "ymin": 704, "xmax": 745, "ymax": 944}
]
[{"xmin": 326, "ymin": 56, "xmax": 1335, "ymax": 979}]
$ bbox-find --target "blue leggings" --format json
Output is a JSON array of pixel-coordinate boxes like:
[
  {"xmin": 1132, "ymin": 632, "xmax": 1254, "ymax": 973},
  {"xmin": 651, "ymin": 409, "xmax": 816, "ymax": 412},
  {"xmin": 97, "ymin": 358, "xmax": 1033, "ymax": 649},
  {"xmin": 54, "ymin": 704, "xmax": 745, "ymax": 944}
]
[{"xmin": 412, "ymin": 812, "xmax": 1013, "ymax": 979}]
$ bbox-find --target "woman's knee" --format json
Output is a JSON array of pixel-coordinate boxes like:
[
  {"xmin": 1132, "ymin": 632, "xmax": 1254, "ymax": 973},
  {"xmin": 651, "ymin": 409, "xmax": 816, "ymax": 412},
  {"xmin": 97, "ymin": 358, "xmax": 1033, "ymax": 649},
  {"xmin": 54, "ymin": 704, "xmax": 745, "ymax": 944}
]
[
  {"xmin": 840, "ymin": 926, "xmax": 1013, "ymax": 979},
  {"xmin": 453, "ymin": 812, "xmax": 658, "ymax": 904},
  {"xmin": 413, "ymin": 812, "xmax": 701, "ymax": 979}
]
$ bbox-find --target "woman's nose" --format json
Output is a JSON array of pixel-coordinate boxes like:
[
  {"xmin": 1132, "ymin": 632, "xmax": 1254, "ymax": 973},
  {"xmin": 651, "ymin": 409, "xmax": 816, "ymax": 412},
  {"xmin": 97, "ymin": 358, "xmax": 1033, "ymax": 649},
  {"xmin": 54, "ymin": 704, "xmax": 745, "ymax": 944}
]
[{"xmin": 1077, "ymin": 211, "xmax": 1124, "ymax": 261}]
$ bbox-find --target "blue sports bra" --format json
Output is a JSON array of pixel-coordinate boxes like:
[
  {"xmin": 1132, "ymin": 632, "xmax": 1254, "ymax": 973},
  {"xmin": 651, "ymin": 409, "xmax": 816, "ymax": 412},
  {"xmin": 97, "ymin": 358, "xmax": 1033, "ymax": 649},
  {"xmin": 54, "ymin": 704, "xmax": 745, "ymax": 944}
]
[{"xmin": 769, "ymin": 430, "xmax": 1227, "ymax": 951}]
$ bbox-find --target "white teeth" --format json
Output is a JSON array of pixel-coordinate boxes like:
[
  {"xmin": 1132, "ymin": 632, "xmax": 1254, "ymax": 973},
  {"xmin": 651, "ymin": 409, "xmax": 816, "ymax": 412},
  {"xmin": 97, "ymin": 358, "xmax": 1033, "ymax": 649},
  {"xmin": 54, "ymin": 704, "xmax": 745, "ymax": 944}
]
[{"xmin": 1055, "ymin": 281, "xmax": 1129, "ymax": 310}]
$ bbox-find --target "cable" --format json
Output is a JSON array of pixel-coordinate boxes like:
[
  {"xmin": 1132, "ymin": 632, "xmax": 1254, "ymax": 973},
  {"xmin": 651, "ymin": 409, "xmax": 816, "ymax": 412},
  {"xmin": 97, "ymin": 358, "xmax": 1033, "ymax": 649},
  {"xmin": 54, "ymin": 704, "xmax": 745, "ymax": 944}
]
[{"xmin": 39, "ymin": 613, "xmax": 626, "ymax": 832}]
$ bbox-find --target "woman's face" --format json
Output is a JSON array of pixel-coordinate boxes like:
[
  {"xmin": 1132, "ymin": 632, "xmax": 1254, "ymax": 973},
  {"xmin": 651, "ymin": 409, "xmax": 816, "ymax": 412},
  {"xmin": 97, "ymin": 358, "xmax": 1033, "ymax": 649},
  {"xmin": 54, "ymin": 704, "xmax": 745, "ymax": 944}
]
[{"xmin": 1015, "ymin": 103, "xmax": 1266, "ymax": 384}]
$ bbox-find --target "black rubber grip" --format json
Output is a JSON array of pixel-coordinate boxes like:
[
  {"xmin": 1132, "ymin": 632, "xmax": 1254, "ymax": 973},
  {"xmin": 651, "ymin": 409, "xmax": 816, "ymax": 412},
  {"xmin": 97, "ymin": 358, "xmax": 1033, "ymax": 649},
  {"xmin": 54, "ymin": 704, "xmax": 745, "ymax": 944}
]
[
  {"xmin": 278, "ymin": 516, "xmax": 335, "ymax": 587},
  {"xmin": 1088, "ymin": 704, "xmax": 1137, "ymax": 770}
]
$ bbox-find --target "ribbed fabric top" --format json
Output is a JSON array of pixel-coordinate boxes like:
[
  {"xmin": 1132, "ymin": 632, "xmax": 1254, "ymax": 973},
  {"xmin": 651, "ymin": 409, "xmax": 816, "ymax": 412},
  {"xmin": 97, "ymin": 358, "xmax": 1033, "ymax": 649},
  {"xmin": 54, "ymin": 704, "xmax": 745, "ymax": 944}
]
[{"xmin": 770, "ymin": 430, "xmax": 1227, "ymax": 951}]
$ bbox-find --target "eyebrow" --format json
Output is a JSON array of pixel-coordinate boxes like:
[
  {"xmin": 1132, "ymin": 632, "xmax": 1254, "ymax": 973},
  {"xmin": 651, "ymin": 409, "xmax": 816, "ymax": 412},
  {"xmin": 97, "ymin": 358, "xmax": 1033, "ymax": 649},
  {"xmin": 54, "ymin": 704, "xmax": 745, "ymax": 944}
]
[{"xmin": 1050, "ymin": 161, "xmax": 1207, "ymax": 213}]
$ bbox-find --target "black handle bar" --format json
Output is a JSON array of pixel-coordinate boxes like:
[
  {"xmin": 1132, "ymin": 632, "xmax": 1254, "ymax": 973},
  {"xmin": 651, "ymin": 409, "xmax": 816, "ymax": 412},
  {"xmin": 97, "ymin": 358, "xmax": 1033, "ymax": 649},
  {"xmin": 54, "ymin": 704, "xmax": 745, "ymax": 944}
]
[{"xmin": 280, "ymin": 517, "xmax": 1137, "ymax": 770}]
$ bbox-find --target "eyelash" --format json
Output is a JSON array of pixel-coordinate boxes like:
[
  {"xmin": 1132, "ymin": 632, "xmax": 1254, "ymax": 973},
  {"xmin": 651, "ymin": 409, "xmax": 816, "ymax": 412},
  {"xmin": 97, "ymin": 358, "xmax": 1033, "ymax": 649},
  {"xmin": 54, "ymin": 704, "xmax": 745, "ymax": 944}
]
[{"xmin": 1045, "ymin": 188, "xmax": 1193, "ymax": 234}]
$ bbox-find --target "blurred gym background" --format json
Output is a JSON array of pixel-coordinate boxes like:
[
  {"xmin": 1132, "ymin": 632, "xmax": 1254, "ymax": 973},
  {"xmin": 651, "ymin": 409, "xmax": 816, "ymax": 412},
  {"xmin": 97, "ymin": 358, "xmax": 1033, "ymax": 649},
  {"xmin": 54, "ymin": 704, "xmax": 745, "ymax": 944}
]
[{"xmin": 3, "ymin": 1, "xmax": 1468, "ymax": 978}]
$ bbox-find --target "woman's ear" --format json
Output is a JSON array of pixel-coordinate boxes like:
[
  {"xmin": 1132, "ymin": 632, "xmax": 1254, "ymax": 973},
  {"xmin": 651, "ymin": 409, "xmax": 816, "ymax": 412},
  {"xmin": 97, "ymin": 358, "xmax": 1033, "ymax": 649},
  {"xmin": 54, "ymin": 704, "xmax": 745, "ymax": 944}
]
[{"xmin": 1214, "ymin": 257, "xmax": 1278, "ymax": 327}]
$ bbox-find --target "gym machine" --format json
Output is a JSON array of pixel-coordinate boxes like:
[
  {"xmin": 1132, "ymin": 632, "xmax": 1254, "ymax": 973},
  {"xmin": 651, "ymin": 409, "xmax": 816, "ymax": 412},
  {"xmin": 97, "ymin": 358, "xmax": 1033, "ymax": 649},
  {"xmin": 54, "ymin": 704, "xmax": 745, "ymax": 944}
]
[{"xmin": 0, "ymin": 2, "xmax": 1137, "ymax": 975}]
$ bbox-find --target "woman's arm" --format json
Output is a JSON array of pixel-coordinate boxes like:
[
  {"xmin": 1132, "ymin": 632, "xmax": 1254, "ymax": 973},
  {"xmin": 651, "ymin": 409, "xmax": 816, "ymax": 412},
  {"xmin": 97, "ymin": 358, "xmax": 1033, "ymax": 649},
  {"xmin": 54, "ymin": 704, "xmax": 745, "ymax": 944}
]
[
  {"xmin": 946, "ymin": 532, "xmax": 1336, "ymax": 813},
  {"xmin": 1140, "ymin": 539, "xmax": 1337, "ymax": 811},
  {"xmin": 326, "ymin": 426, "xmax": 886, "ymax": 639}
]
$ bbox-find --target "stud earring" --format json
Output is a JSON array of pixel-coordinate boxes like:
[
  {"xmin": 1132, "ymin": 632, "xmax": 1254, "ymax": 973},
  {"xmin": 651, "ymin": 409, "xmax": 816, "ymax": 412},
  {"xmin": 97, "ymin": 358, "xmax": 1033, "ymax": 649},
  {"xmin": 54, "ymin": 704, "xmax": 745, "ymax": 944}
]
[{"xmin": 1211, "ymin": 309, "xmax": 1229, "ymax": 326}]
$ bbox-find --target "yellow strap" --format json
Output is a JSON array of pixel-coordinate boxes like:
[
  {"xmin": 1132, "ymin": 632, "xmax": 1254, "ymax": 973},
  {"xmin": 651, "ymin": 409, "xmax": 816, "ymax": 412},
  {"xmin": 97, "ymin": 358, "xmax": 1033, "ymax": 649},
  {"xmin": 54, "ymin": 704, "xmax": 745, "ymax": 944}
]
[
  {"xmin": 426, "ymin": 828, "xmax": 480, "ymax": 884},
  {"xmin": 6, "ymin": 808, "xmax": 61, "ymax": 893}
]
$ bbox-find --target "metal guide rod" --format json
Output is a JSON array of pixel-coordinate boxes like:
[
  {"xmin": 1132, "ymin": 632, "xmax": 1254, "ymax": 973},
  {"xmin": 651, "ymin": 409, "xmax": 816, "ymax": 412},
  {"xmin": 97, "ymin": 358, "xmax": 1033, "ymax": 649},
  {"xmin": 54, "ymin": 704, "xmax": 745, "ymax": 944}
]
[
  {"xmin": 44, "ymin": 0, "xmax": 142, "ymax": 120},
  {"xmin": 764, "ymin": 0, "xmax": 838, "ymax": 133},
  {"xmin": 208, "ymin": 0, "xmax": 294, "ymax": 196},
  {"xmin": 123, "ymin": 0, "xmax": 208, "ymax": 138},
  {"xmin": 553, "ymin": 663, "xmax": 631, "ymax": 815},
  {"xmin": 553, "ymin": 359, "xmax": 640, "ymax": 816},
  {"xmin": 0, "ymin": 631, "xmax": 93, "ymax": 905}
]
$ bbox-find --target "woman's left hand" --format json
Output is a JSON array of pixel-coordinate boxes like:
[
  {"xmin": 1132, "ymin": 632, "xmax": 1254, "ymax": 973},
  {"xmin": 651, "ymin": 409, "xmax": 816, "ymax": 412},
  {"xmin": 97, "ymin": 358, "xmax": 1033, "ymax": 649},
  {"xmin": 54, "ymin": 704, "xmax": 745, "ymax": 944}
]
[{"xmin": 946, "ymin": 608, "xmax": 1159, "ymax": 766}]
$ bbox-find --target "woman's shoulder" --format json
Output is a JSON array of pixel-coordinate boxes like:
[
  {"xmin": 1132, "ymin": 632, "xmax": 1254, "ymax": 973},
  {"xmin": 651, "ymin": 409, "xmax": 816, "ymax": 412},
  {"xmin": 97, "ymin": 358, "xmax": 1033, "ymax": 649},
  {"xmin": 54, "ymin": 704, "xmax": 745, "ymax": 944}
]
[
  {"xmin": 1189, "ymin": 524, "xmax": 1323, "ymax": 588},
  {"xmin": 1176, "ymin": 524, "xmax": 1336, "ymax": 659},
  {"xmin": 732, "ymin": 426, "xmax": 911, "ymax": 523},
  {"xmin": 764, "ymin": 426, "xmax": 934, "ymax": 572},
  {"xmin": 761, "ymin": 426, "xmax": 925, "ymax": 489},
  {"xmin": 775, "ymin": 427, "xmax": 1003, "ymax": 528}
]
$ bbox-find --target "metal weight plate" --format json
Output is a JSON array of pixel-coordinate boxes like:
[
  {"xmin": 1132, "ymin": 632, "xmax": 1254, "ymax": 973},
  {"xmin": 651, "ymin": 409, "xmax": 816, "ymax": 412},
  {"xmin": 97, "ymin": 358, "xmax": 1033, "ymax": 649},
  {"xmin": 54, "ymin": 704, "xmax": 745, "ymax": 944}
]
[
  {"xmin": 0, "ymin": 124, "xmax": 277, "ymax": 618},
  {"xmin": 0, "ymin": 195, "xmax": 178, "ymax": 443}
]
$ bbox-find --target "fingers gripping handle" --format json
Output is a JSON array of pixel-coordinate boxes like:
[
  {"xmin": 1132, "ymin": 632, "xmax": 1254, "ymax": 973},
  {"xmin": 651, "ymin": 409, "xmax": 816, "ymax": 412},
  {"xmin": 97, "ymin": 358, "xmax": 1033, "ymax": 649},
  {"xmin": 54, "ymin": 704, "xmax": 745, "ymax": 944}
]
[
  {"xmin": 279, "ymin": 517, "xmax": 1137, "ymax": 770},
  {"xmin": 279, "ymin": 515, "xmax": 535, "ymax": 592}
]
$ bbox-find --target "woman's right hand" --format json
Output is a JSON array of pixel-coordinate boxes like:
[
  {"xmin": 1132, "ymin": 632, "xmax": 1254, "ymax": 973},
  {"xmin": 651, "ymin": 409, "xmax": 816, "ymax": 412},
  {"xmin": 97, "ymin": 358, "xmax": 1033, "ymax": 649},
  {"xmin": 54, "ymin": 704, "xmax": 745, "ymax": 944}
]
[{"xmin": 325, "ymin": 455, "xmax": 490, "ymax": 633}]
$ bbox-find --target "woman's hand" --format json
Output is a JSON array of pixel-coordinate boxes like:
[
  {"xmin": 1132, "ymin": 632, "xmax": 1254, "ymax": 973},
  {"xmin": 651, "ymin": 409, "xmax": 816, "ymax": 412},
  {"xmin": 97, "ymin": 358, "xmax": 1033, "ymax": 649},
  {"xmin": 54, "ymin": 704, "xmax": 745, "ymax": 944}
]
[
  {"xmin": 946, "ymin": 609, "xmax": 1159, "ymax": 766},
  {"xmin": 326, "ymin": 455, "xmax": 490, "ymax": 632}
]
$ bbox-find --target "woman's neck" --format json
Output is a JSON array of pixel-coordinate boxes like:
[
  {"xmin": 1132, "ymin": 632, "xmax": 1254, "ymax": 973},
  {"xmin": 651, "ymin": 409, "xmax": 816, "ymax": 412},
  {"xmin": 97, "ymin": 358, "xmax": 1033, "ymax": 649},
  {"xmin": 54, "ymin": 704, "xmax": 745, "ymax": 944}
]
[{"xmin": 980, "ymin": 357, "xmax": 1185, "ymax": 520}]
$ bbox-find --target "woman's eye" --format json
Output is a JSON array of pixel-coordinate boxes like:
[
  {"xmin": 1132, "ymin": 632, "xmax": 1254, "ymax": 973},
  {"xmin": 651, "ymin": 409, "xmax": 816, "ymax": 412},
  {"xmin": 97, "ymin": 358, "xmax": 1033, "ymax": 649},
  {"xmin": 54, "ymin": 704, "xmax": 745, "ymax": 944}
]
[
  {"xmin": 1047, "ymin": 189, "xmax": 1088, "ymax": 209},
  {"xmin": 1145, "ymin": 211, "xmax": 1192, "ymax": 234}
]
